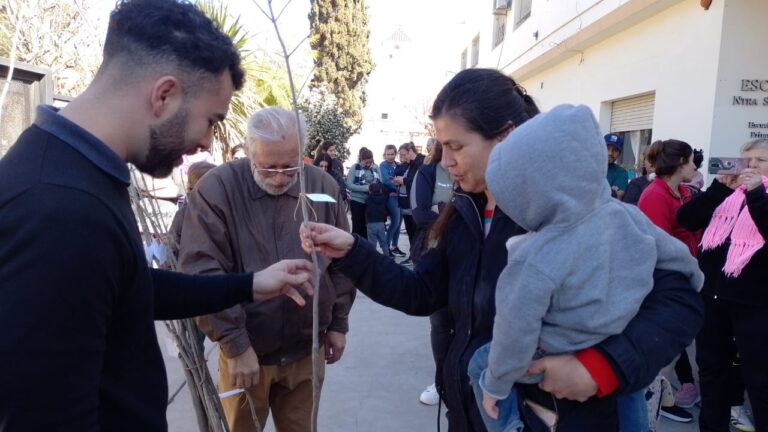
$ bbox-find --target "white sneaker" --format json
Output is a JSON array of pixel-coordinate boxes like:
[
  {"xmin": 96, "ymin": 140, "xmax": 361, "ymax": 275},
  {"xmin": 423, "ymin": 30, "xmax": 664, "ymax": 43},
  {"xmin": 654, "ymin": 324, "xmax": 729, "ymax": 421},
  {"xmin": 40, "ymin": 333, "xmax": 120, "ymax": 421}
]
[
  {"xmin": 419, "ymin": 383, "xmax": 439, "ymax": 405},
  {"xmin": 731, "ymin": 406, "xmax": 755, "ymax": 432}
]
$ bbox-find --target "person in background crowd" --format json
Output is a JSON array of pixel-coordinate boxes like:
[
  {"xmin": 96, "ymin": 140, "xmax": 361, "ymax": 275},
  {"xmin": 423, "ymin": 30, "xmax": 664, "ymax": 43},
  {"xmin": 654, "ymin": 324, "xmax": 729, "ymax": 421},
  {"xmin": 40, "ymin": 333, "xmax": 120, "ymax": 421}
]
[
  {"xmin": 346, "ymin": 147, "xmax": 380, "ymax": 238},
  {"xmin": 677, "ymin": 138, "xmax": 768, "ymax": 432},
  {"xmin": 179, "ymin": 107, "xmax": 355, "ymax": 432},
  {"xmin": 394, "ymin": 141, "xmax": 425, "ymax": 264},
  {"xmin": 230, "ymin": 143, "xmax": 247, "ymax": 160},
  {"xmin": 426, "ymin": 138, "xmax": 436, "ymax": 155},
  {"xmin": 605, "ymin": 133, "xmax": 629, "ymax": 200},
  {"xmin": 0, "ymin": 1, "xmax": 314, "ymax": 429},
  {"xmin": 300, "ymin": 68, "xmax": 704, "ymax": 431},
  {"xmin": 410, "ymin": 141, "xmax": 455, "ymax": 406},
  {"xmin": 168, "ymin": 161, "xmax": 216, "ymax": 257},
  {"xmin": 366, "ymin": 182, "xmax": 391, "ymax": 257},
  {"xmin": 683, "ymin": 148, "xmax": 705, "ymax": 195},
  {"xmin": 313, "ymin": 152, "xmax": 333, "ymax": 174},
  {"xmin": 637, "ymin": 139, "xmax": 701, "ymax": 423},
  {"xmin": 314, "ymin": 140, "xmax": 347, "ymax": 202},
  {"xmin": 379, "ymin": 144, "xmax": 406, "ymax": 257},
  {"xmin": 623, "ymin": 149, "xmax": 656, "ymax": 205}
]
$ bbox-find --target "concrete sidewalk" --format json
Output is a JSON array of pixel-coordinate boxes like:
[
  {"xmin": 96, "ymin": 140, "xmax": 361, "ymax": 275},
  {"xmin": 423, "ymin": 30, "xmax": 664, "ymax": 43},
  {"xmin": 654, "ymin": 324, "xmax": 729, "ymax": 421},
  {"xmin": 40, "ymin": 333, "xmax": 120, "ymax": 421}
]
[
  {"xmin": 162, "ymin": 290, "xmax": 703, "ymax": 431},
  {"xmin": 162, "ymin": 292, "xmax": 447, "ymax": 431}
]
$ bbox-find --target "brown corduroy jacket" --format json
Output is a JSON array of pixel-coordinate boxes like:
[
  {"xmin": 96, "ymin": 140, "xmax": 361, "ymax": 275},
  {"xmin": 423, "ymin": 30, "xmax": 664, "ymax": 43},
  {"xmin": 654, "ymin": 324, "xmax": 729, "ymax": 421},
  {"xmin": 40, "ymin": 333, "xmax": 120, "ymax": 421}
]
[{"xmin": 179, "ymin": 159, "xmax": 355, "ymax": 365}]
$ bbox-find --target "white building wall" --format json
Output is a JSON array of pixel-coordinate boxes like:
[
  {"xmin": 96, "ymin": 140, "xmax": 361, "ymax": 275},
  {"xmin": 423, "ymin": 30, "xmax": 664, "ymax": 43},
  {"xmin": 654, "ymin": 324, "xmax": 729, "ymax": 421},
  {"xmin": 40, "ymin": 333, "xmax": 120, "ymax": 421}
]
[
  {"xmin": 709, "ymin": 0, "xmax": 768, "ymax": 159},
  {"xmin": 452, "ymin": 0, "xmax": 768, "ymax": 184},
  {"xmin": 511, "ymin": 0, "xmax": 725, "ymax": 153}
]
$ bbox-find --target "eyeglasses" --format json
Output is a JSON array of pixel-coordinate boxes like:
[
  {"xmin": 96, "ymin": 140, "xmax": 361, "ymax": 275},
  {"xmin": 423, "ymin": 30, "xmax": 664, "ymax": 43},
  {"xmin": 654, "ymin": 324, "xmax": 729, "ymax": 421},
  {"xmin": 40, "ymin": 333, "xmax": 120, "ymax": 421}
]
[{"xmin": 251, "ymin": 164, "xmax": 301, "ymax": 177}]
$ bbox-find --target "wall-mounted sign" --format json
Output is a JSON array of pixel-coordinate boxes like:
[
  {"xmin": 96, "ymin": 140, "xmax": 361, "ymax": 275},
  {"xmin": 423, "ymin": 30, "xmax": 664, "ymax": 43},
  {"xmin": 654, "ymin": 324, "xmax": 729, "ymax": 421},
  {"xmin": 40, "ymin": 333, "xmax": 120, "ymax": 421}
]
[
  {"xmin": 733, "ymin": 80, "xmax": 768, "ymax": 138},
  {"xmin": 734, "ymin": 80, "xmax": 768, "ymax": 106}
]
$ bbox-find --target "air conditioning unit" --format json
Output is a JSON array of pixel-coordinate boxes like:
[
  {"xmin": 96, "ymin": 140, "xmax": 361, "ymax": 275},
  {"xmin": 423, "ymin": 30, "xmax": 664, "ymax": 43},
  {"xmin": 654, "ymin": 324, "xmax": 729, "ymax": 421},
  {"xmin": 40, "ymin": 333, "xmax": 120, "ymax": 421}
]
[{"xmin": 495, "ymin": 0, "xmax": 511, "ymax": 12}]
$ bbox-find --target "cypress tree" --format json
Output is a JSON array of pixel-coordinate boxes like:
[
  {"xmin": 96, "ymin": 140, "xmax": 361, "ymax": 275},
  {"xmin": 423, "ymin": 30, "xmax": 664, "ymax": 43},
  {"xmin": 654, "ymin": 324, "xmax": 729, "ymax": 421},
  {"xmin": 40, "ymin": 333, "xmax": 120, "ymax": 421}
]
[{"xmin": 309, "ymin": 0, "xmax": 373, "ymax": 133}]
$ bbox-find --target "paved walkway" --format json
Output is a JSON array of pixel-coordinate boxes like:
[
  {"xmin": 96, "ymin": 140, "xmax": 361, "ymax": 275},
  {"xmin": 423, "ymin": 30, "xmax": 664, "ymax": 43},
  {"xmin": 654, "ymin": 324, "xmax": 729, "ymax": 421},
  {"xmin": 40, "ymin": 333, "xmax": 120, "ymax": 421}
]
[
  {"xmin": 162, "ymin": 228, "xmax": 705, "ymax": 431},
  {"xmin": 162, "ymin": 292, "xmax": 703, "ymax": 432}
]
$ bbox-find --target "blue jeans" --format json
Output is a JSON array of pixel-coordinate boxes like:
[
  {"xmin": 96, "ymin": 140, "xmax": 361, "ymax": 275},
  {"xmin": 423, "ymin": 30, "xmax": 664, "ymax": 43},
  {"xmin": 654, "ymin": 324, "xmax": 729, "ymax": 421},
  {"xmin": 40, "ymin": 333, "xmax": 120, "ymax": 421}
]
[
  {"xmin": 367, "ymin": 222, "xmax": 389, "ymax": 256},
  {"xmin": 617, "ymin": 389, "xmax": 648, "ymax": 432},
  {"xmin": 468, "ymin": 343, "xmax": 525, "ymax": 432},
  {"xmin": 470, "ymin": 343, "xmax": 647, "ymax": 432},
  {"xmin": 385, "ymin": 195, "xmax": 401, "ymax": 249}
]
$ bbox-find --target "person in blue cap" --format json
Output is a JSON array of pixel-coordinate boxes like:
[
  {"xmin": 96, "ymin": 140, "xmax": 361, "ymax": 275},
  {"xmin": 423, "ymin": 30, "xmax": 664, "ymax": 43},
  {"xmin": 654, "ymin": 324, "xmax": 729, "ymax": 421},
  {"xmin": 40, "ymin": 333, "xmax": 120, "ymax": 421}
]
[{"xmin": 605, "ymin": 132, "xmax": 629, "ymax": 200}]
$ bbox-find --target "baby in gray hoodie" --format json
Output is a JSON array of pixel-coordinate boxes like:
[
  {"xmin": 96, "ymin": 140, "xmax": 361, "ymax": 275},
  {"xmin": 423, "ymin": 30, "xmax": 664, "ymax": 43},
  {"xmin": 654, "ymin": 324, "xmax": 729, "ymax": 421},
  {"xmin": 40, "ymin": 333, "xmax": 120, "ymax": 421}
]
[{"xmin": 469, "ymin": 104, "xmax": 704, "ymax": 431}]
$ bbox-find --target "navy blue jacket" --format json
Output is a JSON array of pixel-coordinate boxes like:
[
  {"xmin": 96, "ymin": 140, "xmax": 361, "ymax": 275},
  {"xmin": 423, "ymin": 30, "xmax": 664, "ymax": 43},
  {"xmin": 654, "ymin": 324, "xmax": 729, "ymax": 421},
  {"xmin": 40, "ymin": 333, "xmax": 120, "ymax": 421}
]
[
  {"xmin": 334, "ymin": 188, "xmax": 704, "ymax": 431},
  {"xmin": 365, "ymin": 191, "xmax": 389, "ymax": 223},
  {"xmin": 412, "ymin": 161, "xmax": 442, "ymax": 228}
]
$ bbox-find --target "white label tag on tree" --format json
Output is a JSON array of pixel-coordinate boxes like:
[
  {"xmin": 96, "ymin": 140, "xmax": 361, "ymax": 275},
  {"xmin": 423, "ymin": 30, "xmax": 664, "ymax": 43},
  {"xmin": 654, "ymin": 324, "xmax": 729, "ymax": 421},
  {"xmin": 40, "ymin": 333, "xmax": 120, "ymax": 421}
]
[
  {"xmin": 306, "ymin": 193, "xmax": 337, "ymax": 203},
  {"xmin": 219, "ymin": 388, "xmax": 245, "ymax": 399}
]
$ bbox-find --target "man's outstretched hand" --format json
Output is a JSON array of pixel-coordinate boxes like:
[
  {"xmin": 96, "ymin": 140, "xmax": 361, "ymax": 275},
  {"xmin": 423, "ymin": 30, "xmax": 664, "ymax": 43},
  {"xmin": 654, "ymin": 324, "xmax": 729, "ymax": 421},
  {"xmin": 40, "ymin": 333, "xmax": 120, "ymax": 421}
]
[{"xmin": 252, "ymin": 259, "xmax": 315, "ymax": 306}]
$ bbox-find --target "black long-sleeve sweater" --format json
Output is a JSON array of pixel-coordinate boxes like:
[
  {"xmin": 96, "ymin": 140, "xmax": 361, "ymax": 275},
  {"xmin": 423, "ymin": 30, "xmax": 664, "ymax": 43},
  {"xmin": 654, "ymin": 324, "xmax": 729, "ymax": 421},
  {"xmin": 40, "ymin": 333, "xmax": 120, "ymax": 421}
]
[
  {"xmin": 0, "ymin": 108, "xmax": 253, "ymax": 431},
  {"xmin": 677, "ymin": 179, "xmax": 768, "ymax": 305}
]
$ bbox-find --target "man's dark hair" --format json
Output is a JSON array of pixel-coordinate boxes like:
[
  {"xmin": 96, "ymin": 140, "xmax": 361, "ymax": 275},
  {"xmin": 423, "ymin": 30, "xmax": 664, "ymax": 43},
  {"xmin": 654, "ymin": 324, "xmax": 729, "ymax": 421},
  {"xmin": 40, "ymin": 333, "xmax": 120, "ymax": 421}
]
[{"xmin": 102, "ymin": 0, "xmax": 244, "ymax": 91}]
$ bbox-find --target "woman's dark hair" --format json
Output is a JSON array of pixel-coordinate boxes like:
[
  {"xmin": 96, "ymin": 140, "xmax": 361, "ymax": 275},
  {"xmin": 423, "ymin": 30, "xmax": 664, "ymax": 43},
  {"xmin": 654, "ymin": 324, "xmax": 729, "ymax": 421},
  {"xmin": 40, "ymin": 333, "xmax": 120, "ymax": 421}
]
[
  {"xmin": 398, "ymin": 141, "xmax": 417, "ymax": 153},
  {"xmin": 383, "ymin": 144, "xmax": 397, "ymax": 157},
  {"xmin": 313, "ymin": 140, "xmax": 337, "ymax": 162},
  {"xmin": 102, "ymin": 0, "xmax": 244, "ymax": 92},
  {"xmin": 424, "ymin": 141, "xmax": 443, "ymax": 165},
  {"xmin": 430, "ymin": 69, "xmax": 540, "ymax": 245},
  {"xmin": 430, "ymin": 68, "xmax": 539, "ymax": 139},
  {"xmin": 229, "ymin": 144, "xmax": 244, "ymax": 159},
  {"xmin": 648, "ymin": 139, "xmax": 693, "ymax": 177},
  {"xmin": 359, "ymin": 148, "xmax": 373, "ymax": 161},
  {"xmin": 313, "ymin": 153, "xmax": 333, "ymax": 172}
]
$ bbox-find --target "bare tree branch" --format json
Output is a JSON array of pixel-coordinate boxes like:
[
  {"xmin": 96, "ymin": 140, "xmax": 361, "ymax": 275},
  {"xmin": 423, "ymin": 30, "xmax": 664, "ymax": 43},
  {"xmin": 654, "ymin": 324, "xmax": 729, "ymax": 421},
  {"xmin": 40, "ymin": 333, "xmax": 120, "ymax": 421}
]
[
  {"xmin": 261, "ymin": 1, "xmax": 322, "ymax": 430},
  {"xmin": 287, "ymin": 32, "xmax": 310, "ymax": 59}
]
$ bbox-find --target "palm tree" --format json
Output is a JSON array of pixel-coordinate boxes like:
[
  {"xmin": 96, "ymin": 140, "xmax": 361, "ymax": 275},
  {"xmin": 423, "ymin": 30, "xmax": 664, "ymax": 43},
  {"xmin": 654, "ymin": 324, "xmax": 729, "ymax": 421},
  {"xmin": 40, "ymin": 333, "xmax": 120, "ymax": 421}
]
[{"xmin": 195, "ymin": 0, "xmax": 292, "ymax": 161}]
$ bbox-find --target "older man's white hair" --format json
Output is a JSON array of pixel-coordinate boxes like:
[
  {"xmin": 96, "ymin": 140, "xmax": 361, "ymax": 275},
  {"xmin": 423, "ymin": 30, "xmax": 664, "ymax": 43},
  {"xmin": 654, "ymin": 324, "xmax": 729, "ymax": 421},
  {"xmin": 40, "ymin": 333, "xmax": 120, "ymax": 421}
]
[{"xmin": 245, "ymin": 106, "xmax": 307, "ymax": 151}]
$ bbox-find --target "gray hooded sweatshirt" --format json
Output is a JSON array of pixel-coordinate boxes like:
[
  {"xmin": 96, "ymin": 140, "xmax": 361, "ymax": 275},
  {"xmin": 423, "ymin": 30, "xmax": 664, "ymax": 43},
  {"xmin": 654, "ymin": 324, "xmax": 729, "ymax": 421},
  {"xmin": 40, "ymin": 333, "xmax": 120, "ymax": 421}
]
[{"xmin": 480, "ymin": 104, "xmax": 704, "ymax": 399}]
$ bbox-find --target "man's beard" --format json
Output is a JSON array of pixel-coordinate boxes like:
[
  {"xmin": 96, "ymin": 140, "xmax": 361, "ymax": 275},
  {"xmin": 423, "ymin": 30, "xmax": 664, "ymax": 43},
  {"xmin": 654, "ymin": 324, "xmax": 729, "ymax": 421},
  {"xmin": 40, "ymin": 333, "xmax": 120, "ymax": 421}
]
[
  {"xmin": 252, "ymin": 170, "xmax": 298, "ymax": 196},
  {"xmin": 136, "ymin": 107, "xmax": 190, "ymax": 178}
]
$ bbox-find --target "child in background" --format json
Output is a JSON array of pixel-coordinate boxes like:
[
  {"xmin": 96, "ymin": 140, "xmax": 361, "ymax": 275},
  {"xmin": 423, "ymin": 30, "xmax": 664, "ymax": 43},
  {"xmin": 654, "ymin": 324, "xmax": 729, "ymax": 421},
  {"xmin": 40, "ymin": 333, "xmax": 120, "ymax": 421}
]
[
  {"xmin": 469, "ymin": 105, "xmax": 704, "ymax": 431},
  {"xmin": 365, "ymin": 182, "xmax": 391, "ymax": 257}
]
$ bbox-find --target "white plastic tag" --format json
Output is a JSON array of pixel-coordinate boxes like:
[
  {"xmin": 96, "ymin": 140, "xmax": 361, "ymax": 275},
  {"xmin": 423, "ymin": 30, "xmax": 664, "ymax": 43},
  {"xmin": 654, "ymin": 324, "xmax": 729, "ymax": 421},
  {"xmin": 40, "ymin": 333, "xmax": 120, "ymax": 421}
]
[{"xmin": 306, "ymin": 193, "xmax": 337, "ymax": 203}]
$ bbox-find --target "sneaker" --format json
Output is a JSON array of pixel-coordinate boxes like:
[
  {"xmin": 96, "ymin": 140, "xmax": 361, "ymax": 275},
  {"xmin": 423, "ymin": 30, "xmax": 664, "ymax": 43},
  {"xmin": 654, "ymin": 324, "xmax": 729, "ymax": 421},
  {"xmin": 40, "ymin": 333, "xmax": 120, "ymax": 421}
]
[
  {"xmin": 731, "ymin": 406, "xmax": 756, "ymax": 432},
  {"xmin": 660, "ymin": 405, "xmax": 693, "ymax": 423},
  {"xmin": 400, "ymin": 257, "xmax": 413, "ymax": 266},
  {"xmin": 419, "ymin": 384, "xmax": 439, "ymax": 405},
  {"xmin": 674, "ymin": 383, "xmax": 700, "ymax": 408},
  {"xmin": 390, "ymin": 247, "xmax": 406, "ymax": 257}
]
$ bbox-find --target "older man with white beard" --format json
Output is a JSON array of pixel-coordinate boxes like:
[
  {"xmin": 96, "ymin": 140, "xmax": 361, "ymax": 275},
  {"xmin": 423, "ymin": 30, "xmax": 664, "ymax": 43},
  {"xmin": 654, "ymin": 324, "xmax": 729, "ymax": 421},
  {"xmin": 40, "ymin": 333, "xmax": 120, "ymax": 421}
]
[{"xmin": 179, "ymin": 107, "xmax": 355, "ymax": 432}]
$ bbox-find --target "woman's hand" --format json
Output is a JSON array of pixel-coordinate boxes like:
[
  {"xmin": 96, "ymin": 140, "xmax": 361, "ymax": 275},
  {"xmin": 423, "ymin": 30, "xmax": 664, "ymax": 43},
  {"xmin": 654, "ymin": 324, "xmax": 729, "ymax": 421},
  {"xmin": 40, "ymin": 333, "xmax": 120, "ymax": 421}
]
[
  {"xmin": 300, "ymin": 222, "xmax": 355, "ymax": 259},
  {"xmin": 526, "ymin": 354, "xmax": 598, "ymax": 402},
  {"xmin": 717, "ymin": 174, "xmax": 740, "ymax": 190},
  {"xmin": 252, "ymin": 259, "xmax": 314, "ymax": 306},
  {"xmin": 738, "ymin": 168, "xmax": 764, "ymax": 191}
]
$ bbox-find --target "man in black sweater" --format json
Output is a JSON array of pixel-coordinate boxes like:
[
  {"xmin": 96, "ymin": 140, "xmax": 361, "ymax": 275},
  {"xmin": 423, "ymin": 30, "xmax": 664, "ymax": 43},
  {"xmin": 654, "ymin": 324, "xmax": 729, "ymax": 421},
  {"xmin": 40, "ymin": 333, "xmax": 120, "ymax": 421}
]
[{"xmin": 0, "ymin": 1, "xmax": 314, "ymax": 430}]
